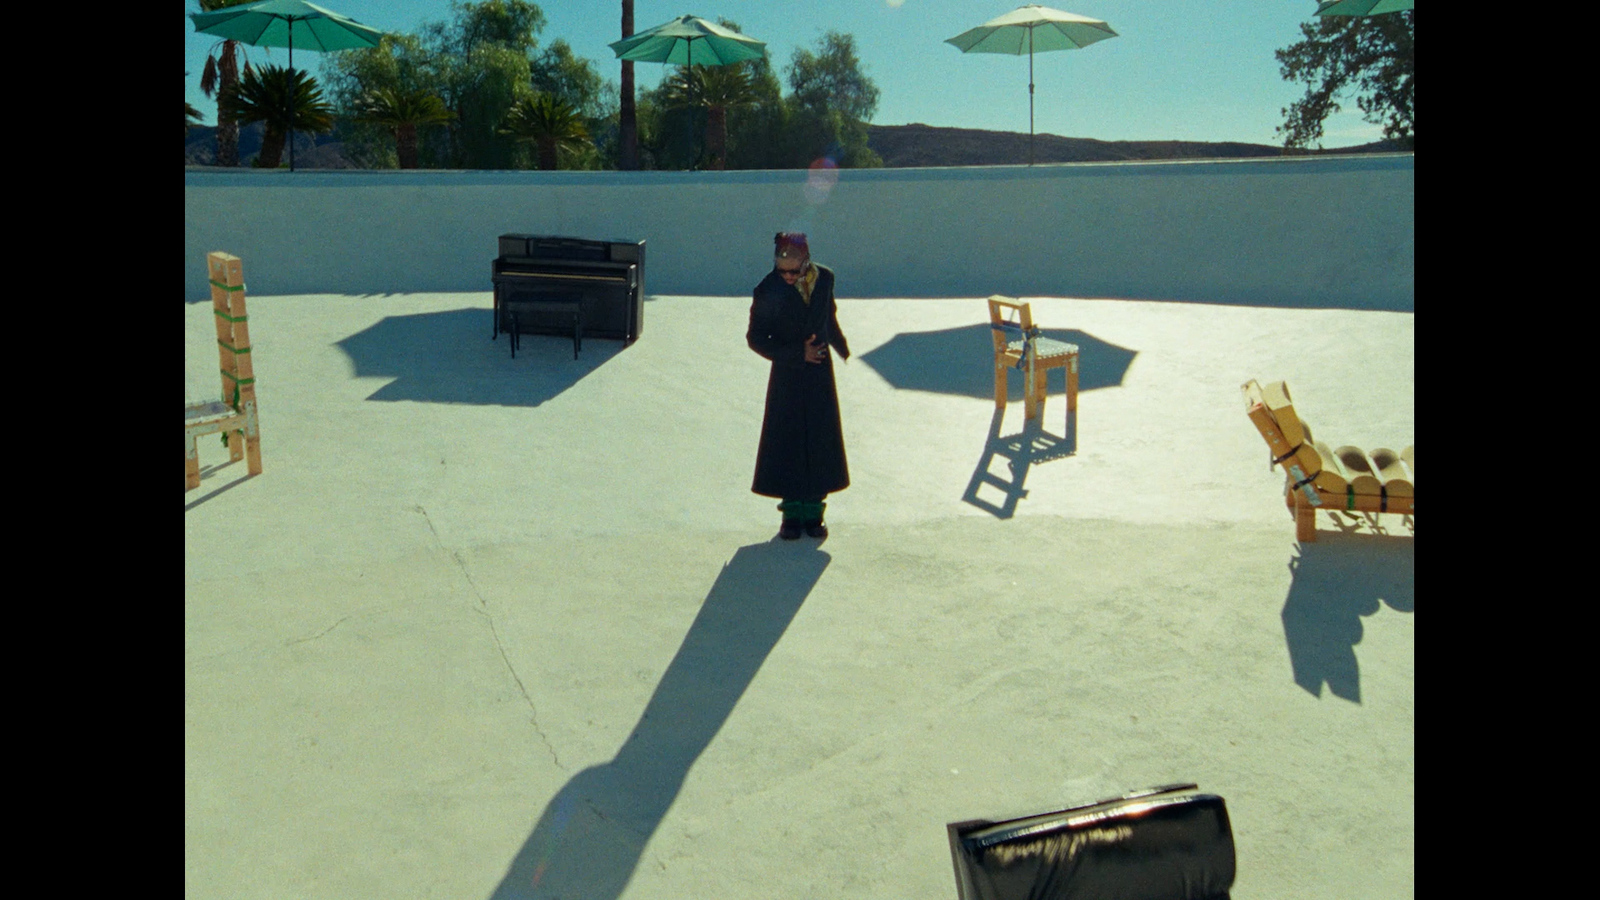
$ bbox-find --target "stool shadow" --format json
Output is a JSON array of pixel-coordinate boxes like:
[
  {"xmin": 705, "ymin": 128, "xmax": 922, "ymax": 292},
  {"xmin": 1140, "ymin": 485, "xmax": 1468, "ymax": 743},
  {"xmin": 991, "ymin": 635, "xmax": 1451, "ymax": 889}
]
[
  {"xmin": 184, "ymin": 460, "xmax": 257, "ymax": 511},
  {"xmin": 961, "ymin": 407, "xmax": 1076, "ymax": 519},
  {"xmin": 1281, "ymin": 532, "xmax": 1414, "ymax": 703},
  {"xmin": 488, "ymin": 540, "xmax": 829, "ymax": 900}
]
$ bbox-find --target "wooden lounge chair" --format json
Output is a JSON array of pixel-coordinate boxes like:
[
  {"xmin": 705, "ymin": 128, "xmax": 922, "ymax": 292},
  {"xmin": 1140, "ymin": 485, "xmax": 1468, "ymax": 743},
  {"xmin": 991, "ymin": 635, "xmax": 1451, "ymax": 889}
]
[
  {"xmin": 186, "ymin": 252, "xmax": 262, "ymax": 491},
  {"xmin": 1242, "ymin": 379, "xmax": 1411, "ymax": 543}
]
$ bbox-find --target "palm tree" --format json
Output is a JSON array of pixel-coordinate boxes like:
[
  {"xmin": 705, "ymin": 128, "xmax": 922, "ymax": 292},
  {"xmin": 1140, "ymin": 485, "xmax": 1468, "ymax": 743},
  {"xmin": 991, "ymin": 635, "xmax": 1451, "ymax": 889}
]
[
  {"xmin": 663, "ymin": 64, "xmax": 759, "ymax": 170},
  {"xmin": 196, "ymin": 0, "xmax": 258, "ymax": 167},
  {"xmin": 619, "ymin": 0, "xmax": 638, "ymax": 169},
  {"xmin": 499, "ymin": 94, "xmax": 591, "ymax": 170},
  {"xmin": 222, "ymin": 65, "xmax": 335, "ymax": 169},
  {"xmin": 356, "ymin": 86, "xmax": 455, "ymax": 169}
]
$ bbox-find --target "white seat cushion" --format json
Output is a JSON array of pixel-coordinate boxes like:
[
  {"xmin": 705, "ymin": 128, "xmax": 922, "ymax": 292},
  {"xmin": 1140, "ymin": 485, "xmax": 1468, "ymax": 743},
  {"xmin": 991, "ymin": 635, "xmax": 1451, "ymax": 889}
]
[{"xmin": 1007, "ymin": 337, "xmax": 1079, "ymax": 358}]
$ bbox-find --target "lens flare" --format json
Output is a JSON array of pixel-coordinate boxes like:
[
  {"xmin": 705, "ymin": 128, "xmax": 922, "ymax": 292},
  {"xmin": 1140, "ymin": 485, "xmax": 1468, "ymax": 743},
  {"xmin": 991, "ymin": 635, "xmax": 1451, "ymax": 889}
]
[{"xmin": 804, "ymin": 156, "xmax": 840, "ymax": 206}]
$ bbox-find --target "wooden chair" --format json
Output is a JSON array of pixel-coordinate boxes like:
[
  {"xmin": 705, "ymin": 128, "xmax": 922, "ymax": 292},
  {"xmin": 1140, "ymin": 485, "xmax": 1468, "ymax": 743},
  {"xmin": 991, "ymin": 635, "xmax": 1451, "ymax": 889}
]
[
  {"xmin": 988, "ymin": 296, "xmax": 1079, "ymax": 424},
  {"xmin": 186, "ymin": 252, "xmax": 262, "ymax": 490},
  {"xmin": 1242, "ymin": 379, "xmax": 1412, "ymax": 543}
]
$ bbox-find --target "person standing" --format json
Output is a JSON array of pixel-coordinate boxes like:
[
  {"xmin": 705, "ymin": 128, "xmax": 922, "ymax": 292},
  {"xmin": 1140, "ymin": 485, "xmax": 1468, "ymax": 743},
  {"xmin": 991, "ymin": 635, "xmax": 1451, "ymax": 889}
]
[{"xmin": 747, "ymin": 232, "xmax": 850, "ymax": 539}]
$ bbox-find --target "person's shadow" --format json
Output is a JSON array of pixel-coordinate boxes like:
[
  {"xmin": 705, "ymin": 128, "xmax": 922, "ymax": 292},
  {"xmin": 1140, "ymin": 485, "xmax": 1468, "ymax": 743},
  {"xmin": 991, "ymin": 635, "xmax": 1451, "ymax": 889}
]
[
  {"xmin": 488, "ymin": 541, "xmax": 830, "ymax": 900},
  {"xmin": 1280, "ymin": 528, "xmax": 1414, "ymax": 703}
]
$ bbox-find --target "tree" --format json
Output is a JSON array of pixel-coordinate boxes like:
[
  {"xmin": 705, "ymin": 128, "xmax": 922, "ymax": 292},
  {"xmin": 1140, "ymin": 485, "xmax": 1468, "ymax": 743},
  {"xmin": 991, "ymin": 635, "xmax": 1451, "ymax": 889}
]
[
  {"xmin": 355, "ymin": 86, "xmax": 455, "ymax": 168},
  {"xmin": 444, "ymin": 0, "xmax": 545, "ymax": 56},
  {"xmin": 324, "ymin": 1, "xmax": 552, "ymax": 169},
  {"xmin": 787, "ymin": 31, "xmax": 880, "ymax": 124},
  {"xmin": 1276, "ymin": 10, "xmax": 1414, "ymax": 150},
  {"xmin": 529, "ymin": 39, "xmax": 618, "ymax": 169},
  {"xmin": 661, "ymin": 64, "xmax": 760, "ymax": 170},
  {"xmin": 530, "ymin": 39, "xmax": 608, "ymax": 116},
  {"xmin": 322, "ymin": 33, "xmax": 438, "ymax": 168},
  {"xmin": 222, "ymin": 64, "xmax": 335, "ymax": 168},
  {"xmin": 420, "ymin": 0, "xmax": 549, "ymax": 168},
  {"xmin": 619, "ymin": 1, "xmax": 638, "ymax": 169},
  {"xmin": 196, "ymin": 0, "xmax": 260, "ymax": 167},
  {"xmin": 722, "ymin": 45, "xmax": 789, "ymax": 170},
  {"xmin": 782, "ymin": 32, "xmax": 882, "ymax": 168},
  {"xmin": 500, "ymin": 93, "xmax": 591, "ymax": 169}
]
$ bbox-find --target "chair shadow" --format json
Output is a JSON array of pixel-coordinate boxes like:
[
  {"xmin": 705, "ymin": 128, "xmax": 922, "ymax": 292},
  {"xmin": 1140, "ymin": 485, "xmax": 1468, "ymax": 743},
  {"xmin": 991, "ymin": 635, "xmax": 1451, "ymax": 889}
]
[
  {"xmin": 1281, "ymin": 530, "xmax": 1414, "ymax": 703},
  {"xmin": 333, "ymin": 308, "xmax": 625, "ymax": 407},
  {"xmin": 961, "ymin": 406, "xmax": 1077, "ymax": 519},
  {"xmin": 183, "ymin": 460, "xmax": 257, "ymax": 511},
  {"xmin": 488, "ymin": 540, "xmax": 830, "ymax": 900}
]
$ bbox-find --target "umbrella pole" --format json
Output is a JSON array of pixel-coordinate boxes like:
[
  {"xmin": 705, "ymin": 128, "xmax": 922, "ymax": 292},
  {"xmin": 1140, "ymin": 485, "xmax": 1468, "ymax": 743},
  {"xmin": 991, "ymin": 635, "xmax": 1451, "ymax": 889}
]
[
  {"xmin": 288, "ymin": 30, "xmax": 296, "ymax": 172},
  {"xmin": 1028, "ymin": 28, "xmax": 1035, "ymax": 167},
  {"xmin": 686, "ymin": 40, "xmax": 697, "ymax": 170}
]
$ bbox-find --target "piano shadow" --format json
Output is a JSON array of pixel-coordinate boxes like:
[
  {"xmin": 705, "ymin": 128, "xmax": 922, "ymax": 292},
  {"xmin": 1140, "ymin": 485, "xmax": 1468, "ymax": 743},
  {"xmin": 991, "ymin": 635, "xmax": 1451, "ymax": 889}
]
[{"xmin": 334, "ymin": 307, "xmax": 625, "ymax": 407}]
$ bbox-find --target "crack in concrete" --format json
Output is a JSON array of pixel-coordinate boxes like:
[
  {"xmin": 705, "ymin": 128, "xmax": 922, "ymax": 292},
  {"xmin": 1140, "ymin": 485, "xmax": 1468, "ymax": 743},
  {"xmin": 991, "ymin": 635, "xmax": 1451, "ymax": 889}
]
[
  {"xmin": 284, "ymin": 616, "xmax": 350, "ymax": 646},
  {"xmin": 413, "ymin": 504, "xmax": 565, "ymax": 772}
]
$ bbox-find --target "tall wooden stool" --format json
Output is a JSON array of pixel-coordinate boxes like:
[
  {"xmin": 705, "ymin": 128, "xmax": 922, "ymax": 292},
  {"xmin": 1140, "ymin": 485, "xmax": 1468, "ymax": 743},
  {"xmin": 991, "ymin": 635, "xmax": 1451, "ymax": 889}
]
[
  {"xmin": 186, "ymin": 252, "xmax": 262, "ymax": 490},
  {"xmin": 988, "ymin": 296, "xmax": 1079, "ymax": 425}
]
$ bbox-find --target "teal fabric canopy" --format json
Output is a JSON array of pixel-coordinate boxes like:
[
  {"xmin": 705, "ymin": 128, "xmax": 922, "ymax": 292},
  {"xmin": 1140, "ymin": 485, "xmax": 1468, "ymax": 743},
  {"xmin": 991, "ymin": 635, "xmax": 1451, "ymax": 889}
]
[
  {"xmin": 189, "ymin": 0, "xmax": 383, "ymax": 54},
  {"xmin": 190, "ymin": 0, "xmax": 384, "ymax": 171},
  {"xmin": 945, "ymin": 5, "xmax": 1118, "ymax": 165},
  {"xmin": 608, "ymin": 15, "xmax": 765, "ymax": 66},
  {"xmin": 945, "ymin": 5, "xmax": 1118, "ymax": 55},
  {"xmin": 1317, "ymin": 0, "xmax": 1414, "ymax": 15}
]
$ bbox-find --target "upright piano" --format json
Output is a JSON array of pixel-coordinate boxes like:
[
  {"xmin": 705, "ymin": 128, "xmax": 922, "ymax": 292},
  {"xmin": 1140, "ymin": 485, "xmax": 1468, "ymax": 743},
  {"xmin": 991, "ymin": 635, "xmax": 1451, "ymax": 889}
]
[{"xmin": 492, "ymin": 234, "xmax": 646, "ymax": 358}]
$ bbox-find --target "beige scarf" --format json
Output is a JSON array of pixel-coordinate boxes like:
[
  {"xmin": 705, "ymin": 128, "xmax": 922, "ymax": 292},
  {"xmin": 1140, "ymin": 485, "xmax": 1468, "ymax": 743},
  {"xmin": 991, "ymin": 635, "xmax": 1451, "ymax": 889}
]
[{"xmin": 795, "ymin": 262, "xmax": 819, "ymax": 305}]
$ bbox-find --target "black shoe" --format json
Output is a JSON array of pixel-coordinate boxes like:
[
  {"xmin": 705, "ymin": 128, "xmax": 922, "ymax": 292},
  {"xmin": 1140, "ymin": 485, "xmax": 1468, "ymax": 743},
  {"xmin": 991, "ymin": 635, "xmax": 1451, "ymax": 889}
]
[
  {"xmin": 779, "ymin": 520, "xmax": 803, "ymax": 540},
  {"xmin": 805, "ymin": 521, "xmax": 828, "ymax": 539}
]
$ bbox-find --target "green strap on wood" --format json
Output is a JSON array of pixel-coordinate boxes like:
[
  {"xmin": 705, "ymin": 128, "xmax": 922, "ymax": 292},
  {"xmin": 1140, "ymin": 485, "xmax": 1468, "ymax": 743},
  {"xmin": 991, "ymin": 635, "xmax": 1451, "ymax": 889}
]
[
  {"xmin": 217, "ymin": 341, "xmax": 251, "ymax": 354},
  {"xmin": 220, "ymin": 370, "xmax": 256, "ymax": 411},
  {"xmin": 210, "ymin": 279, "xmax": 245, "ymax": 292},
  {"xmin": 214, "ymin": 308, "xmax": 248, "ymax": 323}
]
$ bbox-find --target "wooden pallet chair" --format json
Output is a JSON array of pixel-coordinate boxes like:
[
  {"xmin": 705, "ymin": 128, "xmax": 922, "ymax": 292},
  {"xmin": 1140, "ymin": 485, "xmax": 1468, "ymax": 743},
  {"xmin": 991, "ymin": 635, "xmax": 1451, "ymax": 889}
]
[
  {"xmin": 1242, "ymin": 379, "xmax": 1412, "ymax": 543},
  {"xmin": 988, "ymin": 296, "xmax": 1079, "ymax": 425},
  {"xmin": 186, "ymin": 252, "xmax": 262, "ymax": 490}
]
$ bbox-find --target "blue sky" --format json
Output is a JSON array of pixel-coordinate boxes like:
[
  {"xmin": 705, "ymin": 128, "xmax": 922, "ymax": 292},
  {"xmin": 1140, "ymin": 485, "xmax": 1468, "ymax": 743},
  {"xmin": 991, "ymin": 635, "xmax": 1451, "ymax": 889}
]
[{"xmin": 184, "ymin": 1, "xmax": 1386, "ymax": 148}]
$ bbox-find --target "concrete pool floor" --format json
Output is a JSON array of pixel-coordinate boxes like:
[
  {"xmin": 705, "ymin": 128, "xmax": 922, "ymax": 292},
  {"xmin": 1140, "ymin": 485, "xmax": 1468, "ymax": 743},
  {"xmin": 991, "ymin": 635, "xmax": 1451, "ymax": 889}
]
[{"xmin": 185, "ymin": 291, "xmax": 1414, "ymax": 900}]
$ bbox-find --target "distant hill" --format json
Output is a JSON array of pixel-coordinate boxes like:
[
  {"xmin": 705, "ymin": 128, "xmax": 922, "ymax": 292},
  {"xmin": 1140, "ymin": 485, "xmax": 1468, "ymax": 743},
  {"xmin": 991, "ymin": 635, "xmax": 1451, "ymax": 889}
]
[
  {"xmin": 865, "ymin": 123, "xmax": 1403, "ymax": 167},
  {"xmin": 185, "ymin": 122, "xmax": 352, "ymax": 168},
  {"xmin": 185, "ymin": 121, "xmax": 1402, "ymax": 169}
]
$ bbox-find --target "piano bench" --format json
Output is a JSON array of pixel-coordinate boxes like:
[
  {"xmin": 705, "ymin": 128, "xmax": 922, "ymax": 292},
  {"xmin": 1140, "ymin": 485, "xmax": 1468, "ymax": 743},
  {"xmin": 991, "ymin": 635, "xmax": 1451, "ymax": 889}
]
[{"xmin": 504, "ymin": 295, "xmax": 585, "ymax": 360}]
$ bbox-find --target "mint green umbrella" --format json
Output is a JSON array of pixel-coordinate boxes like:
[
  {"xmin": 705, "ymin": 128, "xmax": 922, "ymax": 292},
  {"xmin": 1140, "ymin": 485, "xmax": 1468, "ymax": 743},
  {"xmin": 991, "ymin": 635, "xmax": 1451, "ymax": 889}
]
[
  {"xmin": 190, "ymin": 0, "xmax": 384, "ymax": 170},
  {"xmin": 609, "ymin": 16, "xmax": 765, "ymax": 168},
  {"xmin": 1317, "ymin": 0, "xmax": 1413, "ymax": 14},
  {"xmin": 608, "ymin": 15, "xmax": 766, "ymax": 67},
  {"xmin": 946, "ymin": 5, "xmax": 1118, "ymax": 166}
]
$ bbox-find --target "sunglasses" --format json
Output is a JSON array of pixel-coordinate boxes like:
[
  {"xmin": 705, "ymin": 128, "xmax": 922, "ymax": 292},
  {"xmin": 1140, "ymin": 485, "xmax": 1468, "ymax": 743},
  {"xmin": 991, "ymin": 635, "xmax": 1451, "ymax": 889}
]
[{"xmin": 776, "ymin": 264, "xmax": 805, "ymax": 278}]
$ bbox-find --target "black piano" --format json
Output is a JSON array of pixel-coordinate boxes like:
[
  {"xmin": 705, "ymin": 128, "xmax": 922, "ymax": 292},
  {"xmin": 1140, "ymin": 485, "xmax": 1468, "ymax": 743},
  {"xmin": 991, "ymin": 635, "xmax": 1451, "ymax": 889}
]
[{"xmin": 492, "ymin": 234, "xmax": 646, "ymax": 358}]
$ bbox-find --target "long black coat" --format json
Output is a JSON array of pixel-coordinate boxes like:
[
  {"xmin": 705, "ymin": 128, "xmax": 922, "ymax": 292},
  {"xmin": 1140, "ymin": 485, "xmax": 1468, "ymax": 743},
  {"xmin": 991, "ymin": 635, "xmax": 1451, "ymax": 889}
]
[{"xmin": 747, "ymin": 264, "xmax": 851, "ymax": 499}]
